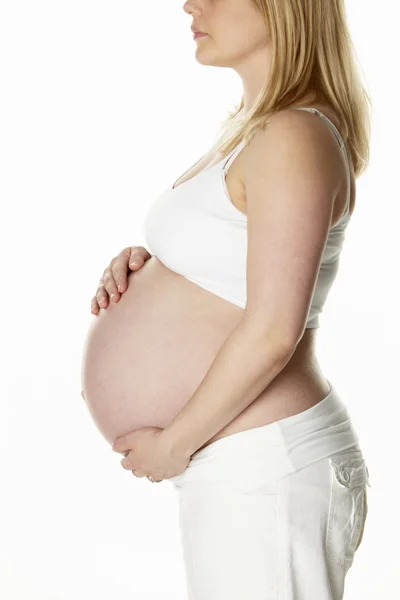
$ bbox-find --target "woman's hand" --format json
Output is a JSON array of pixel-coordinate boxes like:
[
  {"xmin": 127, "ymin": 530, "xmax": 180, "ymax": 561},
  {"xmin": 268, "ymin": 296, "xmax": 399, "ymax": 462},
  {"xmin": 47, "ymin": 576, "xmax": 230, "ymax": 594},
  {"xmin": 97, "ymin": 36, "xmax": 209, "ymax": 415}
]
[
  {"xmin": 91, "ymin": 245, "xmax": 152, "ymax": 315},
  {"xmin": 112, "ymin": 427, "xmax": 191, "ymax": 482}
]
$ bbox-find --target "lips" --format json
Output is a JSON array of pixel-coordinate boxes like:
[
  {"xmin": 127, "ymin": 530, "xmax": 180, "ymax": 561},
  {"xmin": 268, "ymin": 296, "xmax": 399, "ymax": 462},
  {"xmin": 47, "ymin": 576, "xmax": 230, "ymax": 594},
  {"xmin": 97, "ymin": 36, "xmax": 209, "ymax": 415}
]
[{"xmin": 191, "ymin": 26, "xmax": 207, "ymax": 34}]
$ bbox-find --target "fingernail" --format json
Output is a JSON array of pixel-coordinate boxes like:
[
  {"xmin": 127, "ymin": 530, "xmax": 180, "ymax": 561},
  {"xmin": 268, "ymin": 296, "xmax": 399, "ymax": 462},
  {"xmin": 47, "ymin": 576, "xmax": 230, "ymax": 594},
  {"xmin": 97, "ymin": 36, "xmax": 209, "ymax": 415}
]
[
  {"xmin": 130, "ymin": 261, "xmax": 140, "ymax": 267},
  {"xmin": 99, "ymin": 299, "xmax": 105, "ymax": 306},
  {"xmin": 110, "ymin": 294, "xmax": 115, "ymax": 300},
  {"xmin": 117, "ymin": 284, "xmax": 121, "ymax": 292}
]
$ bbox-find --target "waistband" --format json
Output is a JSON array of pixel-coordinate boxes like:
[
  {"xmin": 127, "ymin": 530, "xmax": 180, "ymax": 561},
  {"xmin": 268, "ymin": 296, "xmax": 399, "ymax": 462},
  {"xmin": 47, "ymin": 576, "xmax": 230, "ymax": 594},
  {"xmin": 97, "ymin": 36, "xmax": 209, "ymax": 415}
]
[{"xmin": 168, "ymin": 380, "xmax": 361, "ymax": 491}]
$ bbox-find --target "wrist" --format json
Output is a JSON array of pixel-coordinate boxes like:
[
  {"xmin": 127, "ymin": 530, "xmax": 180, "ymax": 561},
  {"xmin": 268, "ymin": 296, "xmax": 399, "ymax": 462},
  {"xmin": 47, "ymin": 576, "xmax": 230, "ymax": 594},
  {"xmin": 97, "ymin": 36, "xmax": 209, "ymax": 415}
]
[{"xmin": 160, "ymin": 425, "xmax": 195, "ymax": 460}]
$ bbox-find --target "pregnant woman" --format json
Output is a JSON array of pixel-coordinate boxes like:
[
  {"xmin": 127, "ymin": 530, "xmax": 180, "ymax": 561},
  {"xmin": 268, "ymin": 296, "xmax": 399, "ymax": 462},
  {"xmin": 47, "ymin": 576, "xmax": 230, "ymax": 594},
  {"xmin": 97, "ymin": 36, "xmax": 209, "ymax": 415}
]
[{"xmin": 81, "ymin": 1, "xmax": 372, "ymax": 598}]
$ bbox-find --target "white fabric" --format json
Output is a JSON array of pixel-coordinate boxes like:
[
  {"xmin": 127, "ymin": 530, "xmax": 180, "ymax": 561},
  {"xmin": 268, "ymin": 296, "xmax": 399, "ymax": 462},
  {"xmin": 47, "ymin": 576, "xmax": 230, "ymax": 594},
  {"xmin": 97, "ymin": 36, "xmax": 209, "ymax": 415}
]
[
  {"xmin": 143, "ymin": 107, "xmax": 351, "ymax": 329},
  {"xmin": 168, "ymin": 381, "xmax": 371, "ymax": 599}
]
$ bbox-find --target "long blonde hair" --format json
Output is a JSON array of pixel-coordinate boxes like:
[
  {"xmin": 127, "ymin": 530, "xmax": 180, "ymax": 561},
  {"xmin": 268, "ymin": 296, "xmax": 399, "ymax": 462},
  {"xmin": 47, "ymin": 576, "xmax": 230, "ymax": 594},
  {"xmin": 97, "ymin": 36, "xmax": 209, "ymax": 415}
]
[{"xmin": 216, "ymin": 0, "xmax": 372, "ymax": 178}]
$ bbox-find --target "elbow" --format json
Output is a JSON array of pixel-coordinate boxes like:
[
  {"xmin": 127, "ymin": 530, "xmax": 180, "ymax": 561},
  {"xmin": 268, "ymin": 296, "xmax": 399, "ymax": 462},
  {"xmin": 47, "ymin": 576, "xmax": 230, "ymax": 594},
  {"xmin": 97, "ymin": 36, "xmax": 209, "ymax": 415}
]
[
  {"xmin": 240, "ymin": 315, "xmax": 299, "ymax": 361},
  {"xmin": 269, "ymin": 329, "xmax": 299, "ymax": 360}
]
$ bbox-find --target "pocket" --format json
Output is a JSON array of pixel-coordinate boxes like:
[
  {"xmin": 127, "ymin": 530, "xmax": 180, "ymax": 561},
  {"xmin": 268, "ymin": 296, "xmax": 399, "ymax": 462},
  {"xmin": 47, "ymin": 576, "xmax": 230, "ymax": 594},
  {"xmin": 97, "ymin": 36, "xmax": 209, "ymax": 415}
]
[{"xmin": 325, "ymin": 450, "xmax": 371, "ymax": 569}]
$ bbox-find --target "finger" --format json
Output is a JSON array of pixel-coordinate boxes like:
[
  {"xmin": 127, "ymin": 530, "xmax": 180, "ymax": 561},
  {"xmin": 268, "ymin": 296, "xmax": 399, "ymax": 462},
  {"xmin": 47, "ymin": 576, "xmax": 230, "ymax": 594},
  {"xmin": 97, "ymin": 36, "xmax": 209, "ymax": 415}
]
[
  {"xmin": 132, "ymin": 470, "xmax": 146, "ymax": 478},
  {"xmin": 95, "ymin": 288, "xmax": 108, "ymax": 309},
  {"xmin": 128, "ymin": 246, "xmax": 152, "ymax": 272},
  {"xmin": 114, "ymin": 246, "xmax": 152, "ymax": 295},
  {"xmin": 111, "ymin": 253, "xmax": 131, "ymax": 295},
  {"xmin": 120, "ymin": 455, "xmax": 138, "ymax": 471},
  {"xmin": 102, "ymin": 248, "xmax": 132, "ymax": 298},
  {"xmin": 109, "ymin": 247, "xmax": 135, "ymax": 296},
  {"xmin": 120, "ymin": 456, "xmax": 130, "ymax": 469},
  {"xmin": 95, "ymin": 272, "xmax": 110, "ymax": 308},
  {"xmin": 145, "ymin": 475, "xmax": 163, "ymax": 482},
  {"xmin": 102, "ymin": 267, "xmax": 121, "ymax": 303},
  {"xmin": 112, "ymin": 435, "xmax": 128, "ymax": 453},
  {"xmin": 90, "ymin": 297, "xmax": 100, "ymax": 314}
]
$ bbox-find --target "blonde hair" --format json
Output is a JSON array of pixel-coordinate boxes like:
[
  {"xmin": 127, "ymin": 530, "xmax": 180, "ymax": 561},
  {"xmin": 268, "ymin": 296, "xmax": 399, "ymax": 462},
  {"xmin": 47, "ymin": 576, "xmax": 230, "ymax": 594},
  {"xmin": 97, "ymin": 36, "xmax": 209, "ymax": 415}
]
[{"xmin": 216, "ymin": 0, "xmax": 372, "ymax": 178}]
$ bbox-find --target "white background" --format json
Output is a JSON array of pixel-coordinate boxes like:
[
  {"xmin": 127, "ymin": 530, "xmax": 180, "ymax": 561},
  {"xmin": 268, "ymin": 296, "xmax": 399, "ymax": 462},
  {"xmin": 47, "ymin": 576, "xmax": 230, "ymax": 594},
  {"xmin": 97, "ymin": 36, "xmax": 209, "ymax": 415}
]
[{"xmin": 1, "ymin": 1, "xmax": 399, "ymax": 598}]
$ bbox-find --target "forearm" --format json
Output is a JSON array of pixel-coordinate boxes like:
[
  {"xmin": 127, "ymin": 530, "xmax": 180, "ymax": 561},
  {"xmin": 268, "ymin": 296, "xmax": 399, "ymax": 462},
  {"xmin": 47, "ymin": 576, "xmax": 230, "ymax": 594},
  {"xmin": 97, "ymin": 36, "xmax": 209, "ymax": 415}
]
[{"xmin": 162, "ymin": 320, "xmax": 296, "ymax": 457}]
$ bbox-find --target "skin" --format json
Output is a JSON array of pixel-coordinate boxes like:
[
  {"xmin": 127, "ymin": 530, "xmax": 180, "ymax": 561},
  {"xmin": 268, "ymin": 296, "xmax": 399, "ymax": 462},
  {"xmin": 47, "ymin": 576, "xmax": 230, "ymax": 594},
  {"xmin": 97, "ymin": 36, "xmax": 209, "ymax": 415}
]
[
  {"xmin": 184, "ymin": 0, "xmax": 325, "ymax": 112},
  {"xmin": 90, "ymin": 0, "xmax": 341, "ymax": 318},
  {"xmin": 185, "ymin": 0, "xmax": 271, "ymax": 112},
  {"xmin": 83, "ymin": 0, "xmax": 355, "ymax": 469},
  {"xmin": 90, "ymin": 246, "xmax": 152, "ymax": 314},
  {"xmin": 90, "ymin": 0, "xmax": 340, "ymax": 318}
]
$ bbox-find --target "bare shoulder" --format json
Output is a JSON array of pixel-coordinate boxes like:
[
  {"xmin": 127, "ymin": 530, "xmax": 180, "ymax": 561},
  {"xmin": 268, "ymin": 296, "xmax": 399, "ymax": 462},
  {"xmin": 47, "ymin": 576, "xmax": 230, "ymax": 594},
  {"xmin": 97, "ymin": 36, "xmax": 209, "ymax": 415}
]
[
  {"xmin": 243, "ymin": 108, "xmax": 342, "ymax": 189},
  {"xmin": 242, "ymin": 107, "xmax": 353, "ymax": 224}
]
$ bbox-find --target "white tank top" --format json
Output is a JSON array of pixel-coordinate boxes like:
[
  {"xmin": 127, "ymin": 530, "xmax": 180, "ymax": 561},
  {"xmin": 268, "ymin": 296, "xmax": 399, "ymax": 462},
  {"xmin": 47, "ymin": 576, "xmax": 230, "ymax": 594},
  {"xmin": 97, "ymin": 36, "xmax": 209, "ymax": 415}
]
[{"xmin": 143, "ymin": 107, "xmax": 351, "ymax": 328}]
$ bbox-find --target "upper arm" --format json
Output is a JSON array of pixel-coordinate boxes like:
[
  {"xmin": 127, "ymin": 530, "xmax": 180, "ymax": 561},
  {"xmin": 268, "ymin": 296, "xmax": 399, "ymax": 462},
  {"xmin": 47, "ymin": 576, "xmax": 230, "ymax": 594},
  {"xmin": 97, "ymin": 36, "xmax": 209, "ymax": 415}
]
[{"xmin": 242, "ymin": 109, "xmax": 342, "ymax": 347}]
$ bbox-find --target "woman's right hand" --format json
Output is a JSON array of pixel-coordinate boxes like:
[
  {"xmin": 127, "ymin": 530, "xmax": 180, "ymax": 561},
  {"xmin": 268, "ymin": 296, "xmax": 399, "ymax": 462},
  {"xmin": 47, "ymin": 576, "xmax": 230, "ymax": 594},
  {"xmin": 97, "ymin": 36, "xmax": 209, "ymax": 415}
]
[{"xmin": 91, "ymin": 246, "xmax": 152, "ymax": 315}]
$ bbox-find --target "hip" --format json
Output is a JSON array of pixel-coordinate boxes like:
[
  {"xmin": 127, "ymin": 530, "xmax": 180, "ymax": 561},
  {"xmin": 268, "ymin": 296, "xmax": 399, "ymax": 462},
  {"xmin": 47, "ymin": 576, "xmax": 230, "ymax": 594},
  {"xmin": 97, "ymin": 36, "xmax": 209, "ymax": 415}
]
[
  {"xmin": 168, "ymin": 378, "xmax": 364, "ymax": 495},
  {"xmin": 197, "ymin": 334, "xmax": 330, "ymax": 450}
]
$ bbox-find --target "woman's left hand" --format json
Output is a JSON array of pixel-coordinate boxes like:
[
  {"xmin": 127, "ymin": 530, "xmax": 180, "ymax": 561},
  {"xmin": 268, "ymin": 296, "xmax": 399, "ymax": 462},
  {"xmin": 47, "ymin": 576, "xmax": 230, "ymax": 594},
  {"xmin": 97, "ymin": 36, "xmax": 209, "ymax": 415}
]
[{"xmin": 112, "ymin": 427, "xmax": 191, "ymax": 482}]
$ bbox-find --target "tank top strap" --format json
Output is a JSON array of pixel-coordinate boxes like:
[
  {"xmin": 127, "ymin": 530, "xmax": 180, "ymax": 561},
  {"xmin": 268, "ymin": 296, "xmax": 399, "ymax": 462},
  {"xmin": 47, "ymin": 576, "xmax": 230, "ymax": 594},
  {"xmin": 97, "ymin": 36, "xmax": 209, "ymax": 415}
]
[
  {"xmin": 222, "ymin": 108, "xmax": 351, "ymax": 219},
  {"xmin": 294, "ymin": 107, "xmax": 345, "ymax": 149},
  {"xmin": 222, "ymin": 140, "xmax": 246, "ymax": 175},
  {"xmin": 294, "ymin": 107, "xmax": 351, "ymax": 218}
]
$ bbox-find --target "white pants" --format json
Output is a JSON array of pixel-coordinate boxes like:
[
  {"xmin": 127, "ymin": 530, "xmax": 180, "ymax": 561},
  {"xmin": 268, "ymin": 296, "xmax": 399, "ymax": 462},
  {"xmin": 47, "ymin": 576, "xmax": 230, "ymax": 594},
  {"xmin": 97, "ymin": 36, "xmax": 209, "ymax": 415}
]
[{"xmin": 168, "ymin": 381, "xmax": 371, "ymax": 600}]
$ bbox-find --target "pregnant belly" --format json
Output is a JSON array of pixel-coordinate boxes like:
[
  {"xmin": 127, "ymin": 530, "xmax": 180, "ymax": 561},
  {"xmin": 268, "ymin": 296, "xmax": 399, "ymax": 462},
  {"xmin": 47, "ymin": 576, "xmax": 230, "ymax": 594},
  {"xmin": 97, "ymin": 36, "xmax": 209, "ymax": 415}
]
[{"xmin": 81, "ymin": 256, "xmax": 243, "ymax": 445}]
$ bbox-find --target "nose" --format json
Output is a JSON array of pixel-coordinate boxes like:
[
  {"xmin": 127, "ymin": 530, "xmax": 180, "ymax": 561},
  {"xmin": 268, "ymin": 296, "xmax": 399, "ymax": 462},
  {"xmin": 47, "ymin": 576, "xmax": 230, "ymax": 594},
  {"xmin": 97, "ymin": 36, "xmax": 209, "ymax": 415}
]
[{"xmin": 183, "ymin": 0, "xmax": 202, "ymax": 16}]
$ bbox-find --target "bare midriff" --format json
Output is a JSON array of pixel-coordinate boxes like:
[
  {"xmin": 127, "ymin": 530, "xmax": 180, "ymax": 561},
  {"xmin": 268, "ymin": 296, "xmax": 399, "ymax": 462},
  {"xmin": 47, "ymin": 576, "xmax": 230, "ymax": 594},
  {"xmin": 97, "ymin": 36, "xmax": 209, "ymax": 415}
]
[
  {"xmin": 81, "ymin": 256, "xmax": 330, "ymax": 450},
  {"xmin": 81, "ymin": 100, "xmax": 354, "ymax": 453}
]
